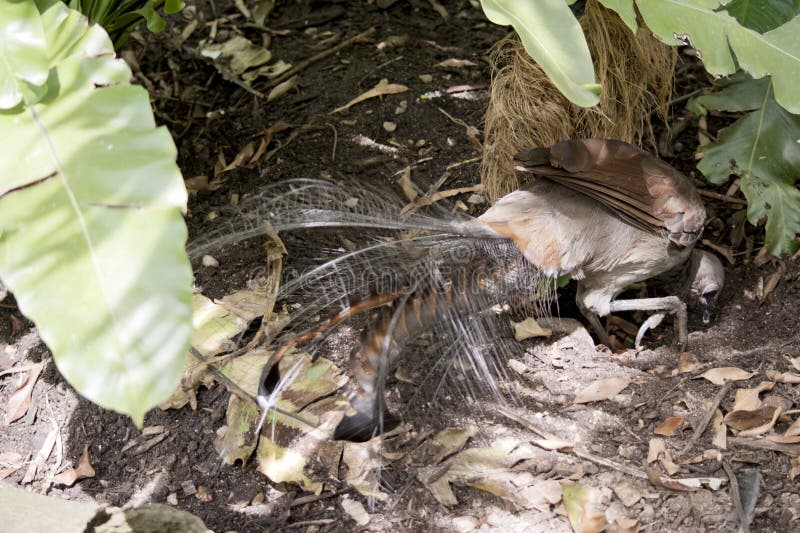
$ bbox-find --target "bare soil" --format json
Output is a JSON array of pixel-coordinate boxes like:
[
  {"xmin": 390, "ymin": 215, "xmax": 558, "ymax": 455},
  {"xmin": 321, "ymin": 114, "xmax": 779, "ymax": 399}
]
[{"xmin": 1, "ymin": 1, "xmax": 799, "ymax": 532}]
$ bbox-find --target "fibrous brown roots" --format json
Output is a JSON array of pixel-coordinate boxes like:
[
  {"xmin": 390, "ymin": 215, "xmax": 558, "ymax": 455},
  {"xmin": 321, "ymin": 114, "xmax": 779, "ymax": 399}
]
[{"xmin": 481, "ymin": 0, "xmax": 677, "ymax": 202}]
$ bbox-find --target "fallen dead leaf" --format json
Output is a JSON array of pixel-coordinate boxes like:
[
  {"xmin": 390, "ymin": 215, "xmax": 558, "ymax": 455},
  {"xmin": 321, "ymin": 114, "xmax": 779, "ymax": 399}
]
[
  {"xmin": 697, "ymin": 367, "xmax": 754, "ymax": 386},
  {"xmin": 4, "ymin": 361, "xmax": 45, "ymax": 424},
  {"xmin": 765, "ymin": 370, "xmax": 800, "ymax": 384},
  {"xmin": 331, "ymin": 78, "xmax": 408, "ymax": 114},
  {"xmin": 267, "ymin": 75, "xmax": 298, "ymax": 102},
  {"xmin": 654, "ymin": 416, "xmax": 685, "ymax": 437},
  {"xmin": 0, "ymin": 451, "xmax": 29, "ymax": 479},
  {"xmin": 428, "ymin": 426, "xmax": 477, "ymax": 464},
  {"xmin": 724, "ymin": 406, "xmax": 778, "ymax": 432},
  {"xmin": 785, "ymin": 416, "xmax": 800, "ymax": 438},
  {"xmin": 52, "ymin": 445, "xmax": 95, "ymax": 487},
  {"xmin": 647, "ymin": 438, "xmax": 680, "ymax": 475},
  {"xmin": 511, "ymin": 317, "xmax": 552, "ymax": 341},
  {"xmin": 679, "ymin": 449, "xmax": 721, "ymax": 465},
  {"xmin": 790, "ymin": 458, "xmax": 800, "ymax": 481},
  {"xmin": 610, "ymin": 516, "xmax": 640, "ymax": 533},
  {"xmin": 562, "ymin": 484, "xmax": 607, "ymax": 533},
  {"xmin": 611, "ymin": 481, "xmax": 643, "ymax": 507},
  {"xmin": 341, "ymin": 498, "xmax": 370, "ymax": 525},
  {"xmin": 738, "ymin": 407, "xmax": 782, "ymax": 437},
  {"xmin": 732, "ymin": 381, "xmax": 775, "ymax": 411},
  {"xmin": 674, "ymin": 352, "xmax": 703, "ymax": 374},
  {"xmin": 397, "ymin": 166, "xmax": 418, "ymax": 201},
  {"xmin": 645, "ymin": 467, "xmax": 697, "ymax": 492},
  {"xmin": 574, "ymin": 377, "xmax": 631, "ymax": 404}
]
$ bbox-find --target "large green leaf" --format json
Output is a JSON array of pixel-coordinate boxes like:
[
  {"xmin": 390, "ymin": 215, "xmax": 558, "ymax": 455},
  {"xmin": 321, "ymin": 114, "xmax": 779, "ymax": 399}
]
[
  {"xmin": 724, "ymin": 0, "xmax": 800, "ymax": 32},
  {"xmin": 0, "ymin": 1, "xmax": 191, "ymax": 424},
  {"xmin": 637, "ymin": 1, "xmax": 800, "ymax": 113},
  {"xmin": 480, "ymin": 0, "xmax": 601, "ymax": 107},
  {"xmin": 0, "ymin": 0, "xmax": 48, "ymax": 108},
  {"xmin": 598, "ymin": 0, "xmax": 638, "ymax": 33},
  {"xmin": 690, "ymin": 75, "xmax": 800, "ymax": 255}
]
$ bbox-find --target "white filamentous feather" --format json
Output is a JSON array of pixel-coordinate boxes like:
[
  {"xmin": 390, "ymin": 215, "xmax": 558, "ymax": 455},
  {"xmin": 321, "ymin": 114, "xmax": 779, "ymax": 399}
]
[{"xmin": 188, "ymin": 178, "xmax": 554, "ymax": 436}]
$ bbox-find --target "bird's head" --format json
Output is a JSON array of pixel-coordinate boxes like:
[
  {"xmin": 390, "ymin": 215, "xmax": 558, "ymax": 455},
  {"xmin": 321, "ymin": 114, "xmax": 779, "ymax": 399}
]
[{"xmin": 686, "ymin": 250, "xmax": 725, "ymax": 324}]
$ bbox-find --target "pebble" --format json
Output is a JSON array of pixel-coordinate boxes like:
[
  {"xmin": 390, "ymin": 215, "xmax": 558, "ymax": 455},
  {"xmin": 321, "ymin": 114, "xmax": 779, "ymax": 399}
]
[
  {"xmin": 195, "ymin": 485, "xmax": 214, "ymax": 502},
  {"xmin": 202, "ymin": 255, "xmax": 219, "ymax": 268},
  {"xmin": 166, "ymin": 492, "xmax": 178, "ymax": 505},
  {"xmin": 394, "ymin": 100, "xmax": 408, "ymax": 115},
  {"xmin": 181, "ymin": 480, "xmax": 197, "ymax": 496},
  {"xmin": 467, "ymin": 193, "xmax": 485, "ymax": 205},
  {"xmin": 419, "ymin": 74, "xmax": 433, "ymax": 83},
  {"xmin": 383, "ymin": 121, "xmax": 397, "ymax": 132},
  {"xmin": 453, "ymin": 516, "xmax": 478, "ymax": 532}
]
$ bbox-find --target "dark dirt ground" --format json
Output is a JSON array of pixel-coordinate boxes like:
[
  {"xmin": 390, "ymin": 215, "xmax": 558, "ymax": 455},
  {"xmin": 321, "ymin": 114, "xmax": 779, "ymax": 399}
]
[{"xmin": 2, "ymin": 1, "xmax": 800, "ymax": 532}]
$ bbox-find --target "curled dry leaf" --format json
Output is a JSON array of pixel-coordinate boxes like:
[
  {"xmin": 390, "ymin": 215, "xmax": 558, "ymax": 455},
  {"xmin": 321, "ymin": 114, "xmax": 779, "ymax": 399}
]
[
  {"xmin": 52, "ymin": 446, "xmax": 95, "ymax": 487},
  {"xmin": 739, "ymin": 407, "xmax": 782, "ymax": 437},
  {"xmin": 341, "ymin": 498, "xmax": 370, "ymax": 526},
  {"xmin": 574, "ymin": 377, "xmax": 631, "ymax": 404},
  {"xmin": 428, "ymin": 426, "xmax": 477, "ymax": 464},
  {"xmin": 511, "ymin": 317, "xmax": 552, "ymax": 341},
  {"xmin": 671, "ymin": 352, "xmax": 703, "ymax": 376},
  {"xmin": 611, "ymin": 481, "xmax": 644, "ymax": 507},
  {"xmin": 331, "ymin": 78, "xmax": 408, "ymax": 113},
  {"xmin": 766, "ymin": 370, "xmax": 800, "ymax": 384},
  {"xmin": 267, "ymin": 75, "xmax": 298, "ymax": 102},
  {"xmin": 647, "ymin": 438, "xmax": 680, "ymax": 475},
  {"xmin": 654, "ymin": 416, "xmax": 685, "ymax": 437},
  {"xmin": 531, "ymin": 438, "xmax": 574, "ymax": 451},
  {"xmin": 724, "ymin": 406, "xmax": 778, "ymax": 432},
  {"xmin": 732, "ymin": 381, "xmax": 775, "ymax": 411},
  {"xmin": 790, "ymin": 458, "xmax": 800, "ymax": 481},
  {"xmin": 785, "ymin": 416, "xmax": 800, "ymax": 438},
  {"xmin": 697, "ymin": 367, "xmax": 754, "ymax": 386},
  {"xmin": 562, "ymin": 484, "xmax": 607, "ymax": 533},
  {"xmin": 679, "ymin": 449, "xmax": 721, "ymax": 465},
  {"xmin": 4, "ymin": 361, "xmax": 45, "ymax": 424}
]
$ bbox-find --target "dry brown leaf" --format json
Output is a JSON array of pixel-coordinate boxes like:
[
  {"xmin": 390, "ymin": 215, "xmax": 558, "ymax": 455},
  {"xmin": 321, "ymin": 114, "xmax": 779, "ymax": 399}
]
[
  {"xmin": 331, "ymin": 78, "xmax": 408, "ymax": 113},
  {"xmin": 761, "ymin": 262, "xmax": 786, "ymax": 303},
  {"xmin": 612, "ymin": 481, "xmax": 643, "ymax": 507},
  {"xmin": 341, "ymin": 498, "xmax": 370, "ymax": 526},
  {"xmin": 435, "ymin": 58, "xmax": 478, "ymax": 68},
  {"xmin": 712, "ymin": 409, "xmax": 727, "ymax": 449},
  {"xmin": 5, "ymin": 361, "xmax": 45, "ymax": 424},
  {"xmin": 654, "ymin": 416, "xmax": 685, "ymax": 437},
  {"xmin": 645, "ymin": 467, "xmax": 698, "ymax": 492},
  {"xmin": 765, "ymin": 370, "xmax": 800, "ymax": 384},
  {"xmin": 724, "ymin": 406, "xmax": 778, "ymax": 431},
  {"xmin": 511, "ymin": 317, "xmax": 552, "ymax": 341},
  {"xmin": 679, "ymin": 449, "xmax": 721, "ymax": 465},
  {"xmin": 574, "ymin": 377, "xmax": 631, "ymax": 404},
  {"xmin": 766, "ymin": 434, "xmax": 800, "ymax": 444},
  {"xmin": 676, "ymin": 352, "xmax": 703, "ymax": 374},
  {"xmin": 397, "ymin": 166, "xmax": 418, "ymax": 201},
  {"xmin": 400, "ymin": 184, "xmax": 483, "ymax": 214},
  {"xmin": 267, "ymin": 75, "xmax": 298, "ymax": 102},
  {"xmin": 429, "ymin": 426, "xmax": 477, "ymax": 464},
  {"xmin": 0, "ymin": 451, "xmax": 29, "ymax": 479},
  {"xmin": 562, "ymin": 484, "xmax": 607, "ymax": 533},
  {"xmin": 647, "ymin": 438, "xmax": 680, "ymax": 475},
  {"xmin": 738, "ymin": 407, "xmax": 782, "ymax": 437},
  {"xmin": 52, "ymin": 445, "xmax": 95, "ymax": 487},
  {"xmin": 790, "ymin": 458, "xmax": 800, "ymax": 481},
  {"xmin": 697, "ymin": 367, "xmax": 754, "ymax": 386},
  {"xmin": 184, "ymin": 175, "xmax": 222, "ymax": 195},
  {"xmin": 732, "ymin": 381, "xmax": 775, "ymax": 411},
  {"xmin": 610, "ymin": 516, "xmax": 640, "ymax": 533}
]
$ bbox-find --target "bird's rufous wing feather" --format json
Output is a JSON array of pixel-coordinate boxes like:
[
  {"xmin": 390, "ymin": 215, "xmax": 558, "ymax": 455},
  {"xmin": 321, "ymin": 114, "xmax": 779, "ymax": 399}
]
[{"xmin": 514, "ymin": 139, "xmax": 706, "ymax": 246}]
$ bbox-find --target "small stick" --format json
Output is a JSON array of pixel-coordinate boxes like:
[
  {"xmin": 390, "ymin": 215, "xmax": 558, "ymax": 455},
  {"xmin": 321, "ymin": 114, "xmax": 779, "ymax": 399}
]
[
  {"xmin": 698, "ymin": 189, "xmax": 748, "ymax": 206},
  {"xmin": 679, "ymin": 381, "xmax": 733, "ymax": 457},
  {"xmin": 267, "ymin": 27, "xmax": 376, "ymax": 88},
  {"xmin": 721, "ymin": 460, "xmax": 749, "ymax": 533}
]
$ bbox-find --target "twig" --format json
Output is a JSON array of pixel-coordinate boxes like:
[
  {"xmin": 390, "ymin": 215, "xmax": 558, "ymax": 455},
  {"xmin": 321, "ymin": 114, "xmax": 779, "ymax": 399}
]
[
  {"xmin": 721, "ymin": 460, "xmax": 749, "ymax": 533},
  {"xmin": 267, "ymin": 27, "xmax": 376, "ymax": 88},
  {"xmin": 287, "ymin": 519, "xmax": 336, "ymax": 529},
  {"xmin": 698, "ymin": 189, "xmax": 748, "ymax": 206},
  {"xmin": 572, "ymin": 449, "xmax": 648, "ymax": 480},
  {"xmin": 679, "ymin": 381, "xmax": 733, "ymax": 457},
  {"xmin": 290, "ymin": 488, "xmax": 351, "ymax": 508}
]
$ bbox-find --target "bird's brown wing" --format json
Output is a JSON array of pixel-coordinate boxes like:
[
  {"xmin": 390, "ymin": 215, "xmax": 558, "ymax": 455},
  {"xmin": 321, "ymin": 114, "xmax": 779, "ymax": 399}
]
[{"xmin": 514, "ymin": 139, "xmax": 706, "ymax": 247}]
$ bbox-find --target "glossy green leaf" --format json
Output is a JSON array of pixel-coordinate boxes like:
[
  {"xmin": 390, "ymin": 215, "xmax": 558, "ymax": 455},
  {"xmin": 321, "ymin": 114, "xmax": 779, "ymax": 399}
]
[
  {"xmin": 724, "ymin": 0, "xmax": 800, "ymax": 32},
  {"xmin": 0, "ymin": 1, "xmax": 191, "ymax": 424},
  {"xmin": 0, "ymin": 0, "xmax": 48, "ymax": 108},
  {"xmin": 599, "ymin": 0, "xmax": 638, "ymax": 32},
  {"xmin": 691, "ymin": 76, "xmax": 800, "ymax": 255},
  {"xmin": 637, "ymin": 1, "xmax": 800, "ymax": 113},
  {"xmin": 480, "ymin": 0, "xmax": 601, "ymax": 107}
]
